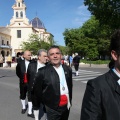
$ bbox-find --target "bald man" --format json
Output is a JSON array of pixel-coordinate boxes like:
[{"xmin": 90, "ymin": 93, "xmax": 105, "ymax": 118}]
[{"xmin": 16, "ymin": 50, "xmax": 34, "ymax": 118}]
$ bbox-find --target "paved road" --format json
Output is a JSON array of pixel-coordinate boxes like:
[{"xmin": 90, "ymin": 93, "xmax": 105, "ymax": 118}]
[
  {"xmin": 0, "ymin": 67, "xmax": 109, "ymax": 120},
  {"xmin": 72, "ymin": 67, "xmax": 108, "ymax": 83}
]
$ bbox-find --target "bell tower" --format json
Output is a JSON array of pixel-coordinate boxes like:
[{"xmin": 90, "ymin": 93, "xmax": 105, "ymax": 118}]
[{"xmin": 8, "ymin": 0, "xmax": 29, "ymax": 26}]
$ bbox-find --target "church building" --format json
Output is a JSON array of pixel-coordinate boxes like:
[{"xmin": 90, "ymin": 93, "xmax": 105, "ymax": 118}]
[{"xmin": 0, "ymin": 0, "xmax": 53, "ymax": 57}]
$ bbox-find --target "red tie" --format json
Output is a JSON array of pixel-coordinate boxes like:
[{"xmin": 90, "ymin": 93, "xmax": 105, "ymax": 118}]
[{"xmin": 23, "ymin": 73, "xmax": 28, "ymax": 83}]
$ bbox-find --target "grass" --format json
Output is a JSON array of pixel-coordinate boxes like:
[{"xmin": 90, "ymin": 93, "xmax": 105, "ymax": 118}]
[{"xmin": 80, "ymin": 59, "xmax": 110, "ymax": 64}]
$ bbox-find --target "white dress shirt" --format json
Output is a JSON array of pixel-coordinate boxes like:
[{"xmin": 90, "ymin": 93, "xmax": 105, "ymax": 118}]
[
  {"xmin": 112, "ymin": 68, "xmax": 120, "ymax": 85},
  {"xmin": 25, "ymin": 59, "xmax": 30, "ymax": 72},
  {"xmin": 37, "ymin": 61, "xmax": 45, "ymax": 72},
  {"xmin": 53, "ymin": 65, "xmax": 71, "ymax": 109}
]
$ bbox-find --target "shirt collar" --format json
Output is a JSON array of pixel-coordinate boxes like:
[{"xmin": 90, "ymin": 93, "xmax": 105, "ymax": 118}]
[
  {"xmin": 37, "ymin": 61, "xmax": 45, "ymax": 67},
  {"xmin": 112, "ymin": 68, "xmax": 120, "ymax": 85}
]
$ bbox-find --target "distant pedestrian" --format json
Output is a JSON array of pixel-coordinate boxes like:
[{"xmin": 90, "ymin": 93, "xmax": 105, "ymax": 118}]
[
  {"xmin": 73, "ymin": 53, "xmax": 80, "ymax": 76},
  {"xmin": 0, "ymin": 54, "xmax": 3, "ymax": 67},
  {"xmin": 80, "ymin": 29, "xmax": 120, "ymax": 120},
  {"xmin": 68, "ymin": 55, "xmax": 73, "ymax": 67},
  {"xmin": 6, "ymin": 54, "xmax": 12, "ymax": 67},
  {"xmin": 16, "ymin": 52, "xmax": 24, "ymax": 63}
]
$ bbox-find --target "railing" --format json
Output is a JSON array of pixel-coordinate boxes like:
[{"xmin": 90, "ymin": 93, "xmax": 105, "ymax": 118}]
[{"xmin": 0, "ymin": 45, "xmax": 12, "ymax": 49}]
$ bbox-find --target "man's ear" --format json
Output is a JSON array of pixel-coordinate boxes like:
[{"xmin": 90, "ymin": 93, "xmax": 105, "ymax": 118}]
[{"xmin": 111, "ymin": 50, "xmax": 118, "ymax": 61}]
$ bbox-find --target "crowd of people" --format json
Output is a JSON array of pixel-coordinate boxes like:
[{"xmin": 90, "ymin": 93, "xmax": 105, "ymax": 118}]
[
  {"xmin": 15, "ymin": 29, "xmax": 120, "ymax": 120},
  {"xmin": 16, "ymin": 46, "xmax": 73, "ymax": 120}
]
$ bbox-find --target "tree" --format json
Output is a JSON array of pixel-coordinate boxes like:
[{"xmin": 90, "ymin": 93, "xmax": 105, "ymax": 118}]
[
  {"xmin": 59, "ymin": 46, "xmax": 69, "ymax": 55},
  {"xmin": 21, "ymin": 34, "xmax": 55, "ymax": 55},
  {"xmin": 63, "ymin": 16, "xmax": 111, "ymax": 60},
  {"xmin": 84, "ymin": 0, "xmax": 120, "ymax": 29}
]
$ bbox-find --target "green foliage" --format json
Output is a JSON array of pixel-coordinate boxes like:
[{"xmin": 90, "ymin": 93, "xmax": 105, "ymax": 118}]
[
  {"xmin": 59, "ymin": 46, "xmax": 69, "ymax": 55},
  {"xmin": 81, "ymin": 59, "xmax": 110, "ymax": 64},
  {"xmin": 84, "ymin": 0, "xmax": 120, "ymax": 29},
  {"xmin": 21, "ymin": 34, "xmax": 55, "ymax": 55},
  {"xmin": 63, "ymin": 16, "xmax": 111, "ymax": 60}
]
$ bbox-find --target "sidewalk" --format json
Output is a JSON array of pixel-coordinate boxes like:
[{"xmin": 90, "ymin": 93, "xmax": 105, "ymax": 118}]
[
  {"xmin": 80, "ymin": 63, "xmax": 108, "ymax": 68},
  {"xmin": 0, "ymin": 62, "xmax": 108, "ymax": 70}
]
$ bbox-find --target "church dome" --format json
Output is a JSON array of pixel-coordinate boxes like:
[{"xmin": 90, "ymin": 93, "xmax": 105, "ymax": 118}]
[{"xmin": 30, "ymin": 17, "xmax": 45, "ymax": 29}]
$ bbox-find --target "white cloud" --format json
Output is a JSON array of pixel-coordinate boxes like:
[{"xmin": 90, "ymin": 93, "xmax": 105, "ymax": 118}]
[
  {"xmin": 73, "ymin": 17, "xmax": 89, "ymax": 26},
  {"xmin": 73, "ymin": 4, "xmax": 91, "ymax": 26},
  {"xmin": 77, "ymin": 5, "xmax": 91, "ymax": 16}
]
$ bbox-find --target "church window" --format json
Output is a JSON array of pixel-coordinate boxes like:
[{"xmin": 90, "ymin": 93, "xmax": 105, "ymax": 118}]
[
  {"xmin": 7, "ymin": 41, "xmax": 9, "ymax": 45},
  {"xmin": 18, "ymin": 3, "xmax": 20, "ymax": 7},
  {"xmin": 16, "ymin": 12, "xmax": 18, "ymax": 18},
  {"xmin": 20, "ymin": 11, "xmax": 23, "ymax": 18},
  {"xmin": 7, "ymin": 51, "xmax": 9, "ymax": 56},
  {"xmin": 17, "ymin": 30, "xmax": 21, "ymax": 38},
  {"xmin": 2, "ymin": 40, "xmax": 4, "ymax": 45}
]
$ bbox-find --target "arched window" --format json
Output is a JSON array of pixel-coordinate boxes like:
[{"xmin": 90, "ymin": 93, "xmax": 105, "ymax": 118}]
[
  {"xmin": 7, "ymin": 41, "xmax": 9, "ymax": 45},
  {"xmin": 18, "ymin": 3, "xmax": 20, "ymax": 7},
  {"xmin": 2, "ymin": 40, "xmax": 4, "ymax": 45},
  {"xmin": 7, "ymin": 51, "xmax": 9, "ymax": 56},
  {"xmin": 16, "ymin": 12, "xmax": 18, "ymax": 18},
  {"xmin": 1, "ymin": 50, "xmax": 5, "ymax": 57},
  {"xmin": 20, "ymin": 11, "xmax": 23, "ymax": 18}
]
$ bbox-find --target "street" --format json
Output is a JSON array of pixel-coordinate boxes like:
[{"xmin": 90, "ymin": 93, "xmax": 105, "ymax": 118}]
[{"xmin": 0, "ymin": 66, "xmax": 109, "ymax": 120}]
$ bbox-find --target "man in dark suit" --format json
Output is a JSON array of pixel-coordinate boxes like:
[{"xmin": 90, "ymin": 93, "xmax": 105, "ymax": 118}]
[
  {"xmin": 73, "ymin": 53, "xmax": 80, "ymax": 76},
  {"xmin": 80, "ymin": 29, "xmax": 120, "ymax": 120},
  {"xmin": 27, "ymin": 49, "xmax": 48, "ymax": 120},
  {"xmin": 16, "ymin": 52, "xmax": 24, "ymax": 63},
  {"xmin": 16, "ymin": 50, "xmax": 34, "ymax": 118},
  {"xmin": 32, "ymin": 45, "xmax": 73, "ymax": 120}
]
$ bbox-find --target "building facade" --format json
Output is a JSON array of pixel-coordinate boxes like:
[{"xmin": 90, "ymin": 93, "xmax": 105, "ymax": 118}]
[
  {"xmin": 0, "ymin": 27, "xmax": 12, "ymax": 57},
  {"xmin": 0, "ymin": 0, "xmax": 53, "ymax": 57}
]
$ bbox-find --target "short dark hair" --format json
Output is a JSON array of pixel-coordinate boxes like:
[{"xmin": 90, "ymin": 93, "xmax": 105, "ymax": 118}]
[
  {"xmin": 47, "ymin": 45, "xmax": 61, "ymax": 55},
  {"xmin": 110, "ymin": 29, "xmax": 120, "ymax": 55},
  {"xmin": 109, "ymin": 29, "xmax": 120, "ymax": 69},
  {"xmin": 20, "ymin": 52, "xmax": 24, "ymax": 56}
]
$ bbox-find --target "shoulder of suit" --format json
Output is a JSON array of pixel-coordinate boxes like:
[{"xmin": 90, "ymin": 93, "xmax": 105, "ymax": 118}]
[
  {"xmin": 62, "ymin": 64, "xmax": 72, "ymax": 71},
  {"xmin": 87, "ymin": 71, "xmax": 109, "ymax": 88},
  {"xmin": 29, "ymin": 60, "xmax": 37, "ymax": 64}
]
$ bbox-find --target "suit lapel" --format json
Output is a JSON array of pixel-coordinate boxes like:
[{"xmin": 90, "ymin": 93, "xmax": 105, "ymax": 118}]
[
  {"xmin": 107, "ymin": 70, "xmax": 120, "ymax": 104},
  {"xmin": 115, "ymin": 85, "xmax": 120, "ymax": 95},
  {"xmin": 35, "ymin": 62, "xmax": 37, "ymax": 73},
  {"xmin": 21, "ymin": 60, "xmax": 26, "ymax": 73}
]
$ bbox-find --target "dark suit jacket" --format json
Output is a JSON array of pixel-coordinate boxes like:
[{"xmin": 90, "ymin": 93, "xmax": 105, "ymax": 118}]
[
  {"xmin": 16, "ymin": 60, "xmax": 27, "ymax": 83},
  {"xmin": 16, "ymin": 57, "xmax": 24, "ymax": 63},
  {"xmin": 27, "ymin": 61, "xmax": 37, "ymax": 91},
  {"xmin": 80, "ymin": 70, "xmax": 120, "ymax": 120},
  {"xmin": 73, "ymin": 55, "xmax": 80, "ymax": 65},
  {"xmin": 32, "ymin": 64, "xmax": 73, "ymax": 110}
]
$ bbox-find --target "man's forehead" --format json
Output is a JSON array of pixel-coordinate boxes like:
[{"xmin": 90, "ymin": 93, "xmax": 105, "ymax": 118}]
[{"xmin": 49, "ymin": 48, "xmax": 60, "ymax": 52}]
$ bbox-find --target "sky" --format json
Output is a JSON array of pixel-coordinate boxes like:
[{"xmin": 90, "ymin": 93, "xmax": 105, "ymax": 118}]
[{"xmin": 0, "ymin": 0, "xmax": 91, "ymax": 46}]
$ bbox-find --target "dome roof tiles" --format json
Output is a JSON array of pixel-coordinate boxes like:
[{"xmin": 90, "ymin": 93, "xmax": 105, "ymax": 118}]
[{"xmin": 30, "ymin": 17, "xmax": 45, "ymax": 29}]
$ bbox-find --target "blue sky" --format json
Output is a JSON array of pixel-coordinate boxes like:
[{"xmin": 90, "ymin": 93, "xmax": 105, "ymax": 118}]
[{"xmin": 0, "ymin": 0, "xmax": 91, "ymax": 46}]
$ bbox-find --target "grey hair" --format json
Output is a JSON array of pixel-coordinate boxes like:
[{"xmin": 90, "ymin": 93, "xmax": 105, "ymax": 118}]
[{"xmin": 37, "ymin": 49, "xmax": 47, "ymax": 56}]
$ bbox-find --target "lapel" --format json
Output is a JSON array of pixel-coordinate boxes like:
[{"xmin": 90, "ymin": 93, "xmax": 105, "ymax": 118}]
[
  {"xmin": 107, "ymin": 70, "xmax": 120, "ymax": 95},
  {"xmin": 115, "ymin": 85, "xmax": 120, "ymax": 95},
  {"xmin": 21, "ymin": 60, "xmax": 26, "ymax": 73},
  {"xmin": 35, "ymin": 62, "xmax": 37, "ymax": 73},
  {"xmin": 48, "ymin": 64, "xmax": 69, "ymax": 85}
]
